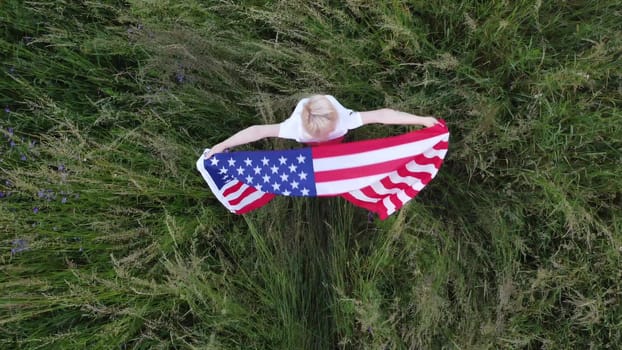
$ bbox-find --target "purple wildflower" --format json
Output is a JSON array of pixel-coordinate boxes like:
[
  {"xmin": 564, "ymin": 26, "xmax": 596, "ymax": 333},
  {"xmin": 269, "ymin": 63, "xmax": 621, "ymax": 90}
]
[
  {"xmin": 33, "ymin": 207, "xmax": 39, "ymax": 214},
  {"xmin": 61, "ymin": 197, "xmax": 67, "ymax": 204},
  {"xmin": 4, "ymin": 107, "xmax": 9, "ymax": 113},
  {"xmin": 0, "ymin": 191, "xmax": 4, "ymax": 198},
  {"xmin": 9, "ymin": 140, "xmax": 15, "ymax": 148},
  {"xmin": 367, "ymin": 211, "xmax": 375, "ymax": 223},
  {"xmin": 175, "ymin": 73, "xmax": 185, "ymax": 83},
  {"xmin": 20, "ymin": 154, "xmax": 27, "ymax": 161},
  {"xmin": 58, "ymin": 164, "xmax": 65, "ymax": 171},
  {"xmin": 38, "ymin": 190, "xmax": 45, "ymax": 198},
  {"xmin": 8, "ymin": 127, "xmax": 13, "ymax": 135},
  {"xmin": 11, "ymin": 247, "xmax": 30, "ymax": 255},
  {"xmin": 11, "ymin": 239, "xmax": 29, "ymax": 255}
]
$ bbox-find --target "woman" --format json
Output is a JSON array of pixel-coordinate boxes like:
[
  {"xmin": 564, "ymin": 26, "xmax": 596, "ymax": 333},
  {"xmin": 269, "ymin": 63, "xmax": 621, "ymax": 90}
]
[{"xmin": 203, "ymin": 95, "xmax": 438, "ymax": 158}]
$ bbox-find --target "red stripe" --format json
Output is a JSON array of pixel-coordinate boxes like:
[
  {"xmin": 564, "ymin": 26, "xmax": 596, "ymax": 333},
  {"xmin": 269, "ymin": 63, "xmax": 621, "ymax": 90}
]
[
  {"xmin": 355, "ymin": 164, "xmax": 428, "ymax": 199},
  {"xmin": 222, "ymin": 181, "xmax": 244, "ymax": 197},
  {"xmin": 313, "ymin": 157, "xmax": 409, "ymax": 182},
  {"xmin": 352, "ymin": 166, "xmax": 433, "ymax": 200},
  {"xmin": 388, "ymin": 194, "xmax": 402, "ymax": 213},
  {"xmin": 346, "ymin": 175, "xmax": 424, "ymax": 220},
  {"xmin": 360, "ymin": 185, "xmax": 385, "ymax": 199},
  {"xmin": 405, "ymin": 171, "xmax": 432, "ymax": 185},
  {"xmin": 234, "ymin": 193, "xmax": 276, "ymax": 214},
  {"xmin": 228, "ymin": 186, "xmax": 258, "ymax": 206},
  {"xmin": 380, "ymin": 175, "xmax": 413, "ymax": 192},
  {"xmin": 377, "ymin": 205, "xmax": 389, "ymax": 220},
  {"xmin": 434, "ymin": 141, "xmax": 449, "ymax": 150},
  {"xmin": 404, "ymin": 187, "xmax": 420, "ymax": 199},
  {"xmin": 311, "ymin": 123, "xmax": 449, "ymax": 159},
  {"xmin": 388, "ymin": 188, "xmax": 418, "ymax": 216},
  {"xmin": 396, "ymin": 166, "xmax": 433, "ymax": 185},
  {"xmin": 413, "ymin": 154, "xmax": 444, "ymax": 169},
  {"xmin": 340, "ymin": 192, "xmax": 384, "ymax": 216}
]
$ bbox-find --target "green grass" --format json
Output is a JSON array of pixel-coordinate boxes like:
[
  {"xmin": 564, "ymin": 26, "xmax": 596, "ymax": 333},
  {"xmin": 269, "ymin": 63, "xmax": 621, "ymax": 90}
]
[{"xmin": 1, "ymin": 0, "xmax": 621, "ymax": 348}]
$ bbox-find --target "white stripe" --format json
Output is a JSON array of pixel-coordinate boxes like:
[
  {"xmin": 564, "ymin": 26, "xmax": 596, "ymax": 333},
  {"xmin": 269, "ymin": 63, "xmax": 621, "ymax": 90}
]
[
  {"xmin": 220, "ymin": 180, "xmax": 239, "ymax": 192},
  {"xmin": 369, "ymin": 172, "xmax": 426, "ymax": 195},
  {"xmin": 357, "ymin": 174, "xmax": 424, "ymax": 202},
  {"xmin": 224, "ymin": 183, "xmax": 250, "ymax": 202},
  {"xmin": 347, "ymin": 177, "xmax": 420, "ymax": 203},
  {"xmin": 423, "ymin": 147, "xmax": 448, "ymax": 159},
  {"xmin": 397, "ymin": 190, "xmax": 412, "ymax": 204},
  {"xmin": 391, "ymin": 172, "xmax": 426, "ymax": 191},
  {"xmin": 370, "ymin": 181, "xmax": 401, "ymax": 196},
  {"xmin": 228, "ymin": 190, "xmax": 268, "ymax": 211},
  {"xmin": 347, "ymin": 189, "xmax": 379, "ymax": 203},
  {"xmin": 404, "ymin": 162, "xmax": 440, "ymax": 175},
  {"xmin": 382, "ymin": 196, "xmax": 396, "ymax": 215},
  {"xmin": 315, "ymin": 172, "xmax": 390, "ymax": 195},
  {"xmin": 312, "ymin": 133, "xmax": 448, "ymax": 171}
]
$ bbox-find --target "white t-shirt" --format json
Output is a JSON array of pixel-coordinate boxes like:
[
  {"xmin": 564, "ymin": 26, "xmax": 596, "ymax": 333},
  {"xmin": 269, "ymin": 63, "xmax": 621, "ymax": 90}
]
[{"xmin": 278, "ymin": 95, "xmax": 363, "ymax": 143}]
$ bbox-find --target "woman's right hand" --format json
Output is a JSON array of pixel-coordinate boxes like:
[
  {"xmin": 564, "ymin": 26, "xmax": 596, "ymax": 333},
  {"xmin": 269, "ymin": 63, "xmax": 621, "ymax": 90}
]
[
  {"xmin": 421, "ymin": 116, "xmax": 439, "ymax": 128},
  {"xmin": 204, "ymin": 143, "xmax": 227, "ymax": 159}
]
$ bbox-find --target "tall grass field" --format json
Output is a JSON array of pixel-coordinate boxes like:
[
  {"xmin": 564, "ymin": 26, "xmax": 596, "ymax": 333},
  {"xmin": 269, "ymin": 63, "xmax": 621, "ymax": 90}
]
[{"xmin": 1, "ymin": 1, "xmax": 621, "ymax": 348}]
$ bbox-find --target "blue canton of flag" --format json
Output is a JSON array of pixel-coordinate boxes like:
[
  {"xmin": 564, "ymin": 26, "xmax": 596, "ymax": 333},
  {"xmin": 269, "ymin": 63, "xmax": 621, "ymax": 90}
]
[{"xmin": 206, "ymin": 148, "xmax": 317, "ymax": 197}]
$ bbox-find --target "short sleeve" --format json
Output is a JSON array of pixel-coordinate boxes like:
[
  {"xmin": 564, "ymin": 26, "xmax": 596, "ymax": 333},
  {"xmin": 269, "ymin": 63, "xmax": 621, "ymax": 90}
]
[
  {"xmin": 278, "ymin": 117, "xmax": 298, "ymax": 140},
  {"xmin": 326, "ymin": 95, "xmax": 363, "ymax": 130},
  {"xmin": 278, "ymin": 98, "xmax": 308, "ymax": 141}
]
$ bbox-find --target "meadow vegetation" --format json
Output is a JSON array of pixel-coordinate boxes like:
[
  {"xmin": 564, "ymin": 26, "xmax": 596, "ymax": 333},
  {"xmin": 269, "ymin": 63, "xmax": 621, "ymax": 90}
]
[{"xmin": 1, "ymin": 0, "xmax": 621, "ymax": 348}]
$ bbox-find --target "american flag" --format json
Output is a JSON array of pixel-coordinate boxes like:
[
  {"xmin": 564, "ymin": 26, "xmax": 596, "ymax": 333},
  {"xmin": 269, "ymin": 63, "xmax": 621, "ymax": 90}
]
[{"xmin": 196, "ymin": 120, "xmax": 450, "ymax": 219}]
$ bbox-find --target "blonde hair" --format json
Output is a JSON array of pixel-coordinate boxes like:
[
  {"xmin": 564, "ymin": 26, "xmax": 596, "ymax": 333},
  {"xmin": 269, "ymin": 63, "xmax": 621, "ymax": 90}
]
[{"xmin": 301, "ymin": 95, "xmax": 337, "ymax": 137}]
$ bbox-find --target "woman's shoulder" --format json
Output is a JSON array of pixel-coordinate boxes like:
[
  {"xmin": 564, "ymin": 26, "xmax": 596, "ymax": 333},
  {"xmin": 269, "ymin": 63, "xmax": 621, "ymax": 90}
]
[
  {"xmin": 292, "ymin": 97, "xmax": 310, "ymax": 114},
  {"xmin": 324, "ymin": 94, "xmax": 339, "ymax": 103},
  {"xmin": 324, "ymin": 95, "xmax": 349, "ymax": 109},
  {"xmin": 282, "ymin": 97, "xmax": 309, "ymax": 124}
]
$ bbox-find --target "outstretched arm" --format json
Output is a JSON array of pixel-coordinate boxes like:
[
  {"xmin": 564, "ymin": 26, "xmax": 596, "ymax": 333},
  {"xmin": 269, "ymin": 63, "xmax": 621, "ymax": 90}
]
[
  {"xmin": 360, "ymin": 109, "xmax": 438, "ymax": 128},
  {"xmin": 204, "ymin": 124, "xmax": 280, "ymax": 159}
]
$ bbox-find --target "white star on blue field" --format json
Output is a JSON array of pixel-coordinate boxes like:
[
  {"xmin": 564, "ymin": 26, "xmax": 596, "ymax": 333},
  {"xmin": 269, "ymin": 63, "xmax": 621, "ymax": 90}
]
[{"xmin": 204, "ymin": 148, "xmax": 316, "ymax": 196}]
